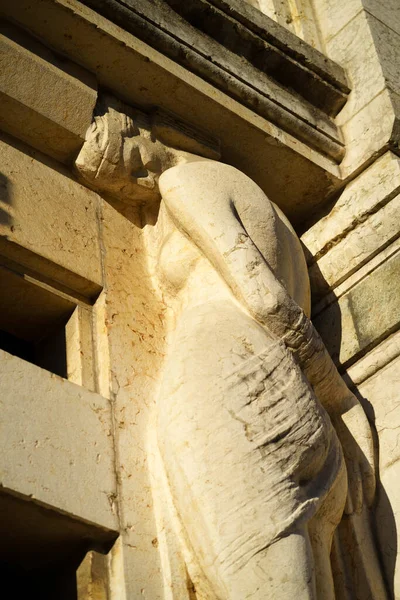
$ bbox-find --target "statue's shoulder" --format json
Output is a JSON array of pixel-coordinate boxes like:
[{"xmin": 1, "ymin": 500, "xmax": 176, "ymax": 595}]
[{"xmin": 160, "ymin": 160, "xmax": 264, "ymax": 196}]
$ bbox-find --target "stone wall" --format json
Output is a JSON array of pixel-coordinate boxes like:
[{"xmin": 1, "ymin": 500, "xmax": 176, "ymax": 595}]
[{"xmin": 0, "ymin": 0, "xmax": 399, "ymax": 598}]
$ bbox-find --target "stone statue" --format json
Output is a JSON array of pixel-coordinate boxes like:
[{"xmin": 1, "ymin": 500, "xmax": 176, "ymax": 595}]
[{"xmin": 76, "ymin": 99, "xmax": 388, "ymax": 600}]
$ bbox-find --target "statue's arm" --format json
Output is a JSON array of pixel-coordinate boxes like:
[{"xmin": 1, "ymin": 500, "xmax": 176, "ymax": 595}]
[{"xmin": 160, "ymin": 160, "xmax": 375, "ymax": 512}]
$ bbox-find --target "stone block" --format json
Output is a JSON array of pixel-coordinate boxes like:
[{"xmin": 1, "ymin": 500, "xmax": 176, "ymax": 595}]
[
  {"xmin": 308, "ymin": 193, "xmax": 400, "ymax": 298},
  {"xmin": 325, "ymin": 11, "xmax": 385, "ymax": 126},
  {"xmin": 302, "ymin": 151, "xmax": 400, "ymax": 261},
  {"xmin": 0, "ymin": 23, "xmax": 97, "ymax": 163},
  {"xmin": 367, "ymin": 13, "xmax": 400, "ymax": 99},
  {"xmin": 364, "ymin": 0, "xmax": 400, "ymax": 38},
  {"xmin": 352, "ymin": 351, "xmax": 400, "ymax": 596},
  {"xmin": 0, "ymin": 133, "xmax": 103, "ymax": 299},
  {"xmin": 0, "ymin": 0, "xmax": 345, "ymax": 226},
  {"xmin": 345, "ymin": 328, "xmax": 400, "ymax": 387},
  {"xmin": 357, "ymin": 353, "xmax": 400, "ymax": 474},
  {"xmin": 0, "ymin": 350, "xmax": 118, "ymax": 533},
  {"xmin": 314, "ymin": 251, "xmax": 400, "ymax": 366},
  {"xmin": 339, "ymin": 88, "xmax": 399, "ymax": 177},
  {"xmin": 96, "ymin": 199, "xmax": 167, "ymax": 598},
  {"xmin": 314, "ymin": 0, "xmax": 362, "ymax": 42}
]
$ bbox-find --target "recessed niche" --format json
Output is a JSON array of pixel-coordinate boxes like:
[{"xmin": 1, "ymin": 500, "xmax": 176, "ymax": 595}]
[
  {"xmin": 0, "ymin": 260, "xmax": 77, "ymax": 377},
  {"xmin": 0, "ymin": 490, "xmax": 117, "ymax": 600}
]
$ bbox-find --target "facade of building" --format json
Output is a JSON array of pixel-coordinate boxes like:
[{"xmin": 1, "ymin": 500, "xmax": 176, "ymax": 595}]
[{"xmin": 0, "ymin": 0, "xmax": 399, "ymax": 598}]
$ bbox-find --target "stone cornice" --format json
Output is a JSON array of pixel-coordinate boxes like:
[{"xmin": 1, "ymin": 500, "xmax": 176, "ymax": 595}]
[
  {"xmin": 79, "ymin": 0, "xmax": 347, "ymax": 162},
  {"xmin": 1, "ymin": 0, "xmax": 347, "ymax": 225}
]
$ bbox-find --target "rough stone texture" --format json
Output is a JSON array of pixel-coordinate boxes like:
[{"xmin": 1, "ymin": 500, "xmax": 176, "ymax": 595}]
[
  {"xmin": 1, "ymin": 1, "xmax": 400, "ymax": 598},
  {"xmin": 314, "ymin": 251, "xmax": 400, "ymax": 367},
  {"xmin": 313, "ymin": 235, "xmax": 400, "ymax": 323},
  {"xmin": 301, "ymin": 151, "xmax": 400, "ymax": 300},
  {"xmin": 313, "ymin": 0, "xmax": 400, "ymax": 177},
  {"xmin": 0, "ymin": 132, "xmax": 103, "ymax": 299},
  {"xmin": 364, "ymin": 0, "xmax": 400, "ymax": 37},
  {"xmin": 325, "ymin": 11, "xmax": 400, "ymax": 130},
  {"xmin": 302, "ymin": 152, "xmax": 400, "ymax": 261},
  {"xmin": 366, "ymin": 11, "xmax": 400, "ymax": 99},
  {"xmin": 0, "ymin": 349, "xmax": 118, "ymax": 534},
  {"xmin": 313, "ymin": 0, "xmax": 361, "ymax": 43},
  {"xmin": 148, "ymin": 157, "xmax": 382, "ymax": 599},
  {"xmin": 351, "ymin": 350, "xmax": 400, "ymax": 598},
  {"xmin": 84, "ymin": 0, "xmax": 348, "ymax": 118},
  {"xmin": 325, "ymin": 11, "xmax": 385, "ymax": 127},
  {"xmin": 339, "ymin": 88, "xmax": 400, "ymax": 177},
  {"xmin": 1, "ymin": 0, "xmax": 345, "ymax": 227},
  {"xmin": 308, "ymin": 194, "xmax": 400, "ymax": 299},
  {"xmin": 0, "ymin": 23, "xmax": 97, "ymax": 163},
  {"xmin": 96, "ymin": 199, "xmax": 167, "ymax": 599},
  {"xmin": 74, "ymin": 104, "xmax": 387, "ymax": 596}
]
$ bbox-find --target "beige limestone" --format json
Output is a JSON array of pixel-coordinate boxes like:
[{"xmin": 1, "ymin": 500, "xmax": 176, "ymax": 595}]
[
  {"xmin": 345, "ymin": 329, "xmax": 400, "ymax": 388},
  {"xmin": 314, "ymin": 250, "xmax": 400, "ymax": 367},
  {"xmin": 308, "ymin": 193, "xmax": 400, "ymax": 299},
  {"xmin": 325, "ymin": 10, "xmax": 385, "ymax": 126},
  {"xmin": 313, "ymin": 0, "xmax": 362, "ymax": 43},
  {"xmin": 94, "ymin": 198, "xmax": 167, "ymax": 598},
  {"xmin": 0, "ymin": 132, "xmax": 103, "ymax": 299},
  {"xmin": 0, "ymin": 349, "xmax": 118, "ymax": 533},
  {"xmin": 76, "ymin": 104, "xmax": 387, "ymax": 598},
  {"xmin": 1, "ymin": 0, "xmax": 344, "ymax": 227},
  {"xmin": 339, "ymin": 88, "xmax": 400, "ymax": 177},
  {"xmin": 155, "ymin": 160, "xmax": 384, "ymax": 599},
  {"xmin": 312, "ymin": 0, "xmax": 400, "ymax": 178},
  {"xmin": 366, "ymin": 12, "xmax": 400, "ymax": 99},
  {"xmin": 66, "ymin": 306, "xmax": 97, "ymax": 391},
  {"xmin": 302, "ymin": 152, "xmax": 400, "ymax": 261},
  {"xmin": 312, "ymin": 235, "xmax": 400, "ymax": 322},
  {"xmin": 1, "ymin": 2, "xmax": 399, "ymax": 597},
  {"xmin": 0, "ymin": 23, "xmax": 97, "ymax": 163},
  {"xmin": 354, "ymin": 353, "xmax": 400, "ymax": 597}
]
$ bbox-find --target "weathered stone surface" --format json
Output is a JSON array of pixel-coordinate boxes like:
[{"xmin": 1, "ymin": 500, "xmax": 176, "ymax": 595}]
[
  {"xmin": 314, "ymin": 251, "xmax": 400, "ymax": 367},
  {"xmin": 0, "ymin": 350, "xmax": 118, "ymax": 533},
  {"xmin": 313, "ymin": 235, "xmax": 400, "ymax": 322},
  {"xmin": 345, "ymin": 329, "xmax": 400, "ymax": 388},
  {"xmin": 0, "ymin": 132, "xmax": 103, "ymax": 299},
  {"xmin": 339, "ymin": 88, "xmax": 400, "ymax": 177},
  {"xmin": 367, "ymin": 14, "xmax": 400, "ymax": 99},
  {"xmin": 364, "ymin": 0, "xmax": 400, "ymax": 37},
  {"xmin": 302, "ymin": 152, "xmax": 400, "ymax": 261},
  {"xmin": 75, "ymin": 0, "xmax": 344, "ymax": 163},
  {"xmin": 85, "ymin": 0, "xmax": 348, "ymax": 115},
  {"xmin": 326, "ymin": 11, "xmax": 385, "ymax": 126},
  {"xmin": 313, "ymin": 0, "xmax": 400, "ymax": 177},
  {"xmin": 325, "ymin": 11, "xmax": 400, "ymax": 129},
  {"xmin": 308, "ymin": 194, "xmax": 400, "ymax": 299},
  {"xmin": 0, "ymin": 23, "xmax": 97, "ymax": 163},
  {"xmin": 150, "ymin": 156, "xmax": 381, "ymax": 599},
  {"xmin": 313, "ymin": 0, "xmax": 361, "ymax": 42},
  {"xmin": 302, "ymin": 152, "xmax": 400, "ymax": 300},
  {"xmin": 97, "ymin": 199, "xmax": 167, "ymax": 599},
  {"xmin": 1, "ymin": 1, "xmax": 399, "ymax": 598},
  {"xmin": 1, "ymin": 0, "xmax": 345, "ymax": 226},
  {"xmin": 74, "ymin": 104, "xmax": 386, "ymax": 596},
  {"xmin": 354, "ymin": 352, "xmax": 400, "ymax": 597}
]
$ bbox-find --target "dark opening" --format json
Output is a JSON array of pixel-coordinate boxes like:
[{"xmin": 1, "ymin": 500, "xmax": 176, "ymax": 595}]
[
  {"xmin": 0, "ymin": 261, "xmax": 76, "ymax": 377},
  {"xmin": 0, "ymin": 326, "xmax": 68, "ymax": 378},
  {"xmin": 0, "ymin": 491, "xmax": 117, "ymax": 600}
]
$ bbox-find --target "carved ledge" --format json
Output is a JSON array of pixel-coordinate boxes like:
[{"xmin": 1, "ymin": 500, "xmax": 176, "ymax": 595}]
[
  {"xmin": 2, "ymin": 0, "xmax": 348, "ymax": 226},
  {"xmin": 80, "ymin": 0, "xmax": 347, "ymax": 162},
  {"xmin": 75, "ymin": 97, "xmax": 220, "ymax": 205}
]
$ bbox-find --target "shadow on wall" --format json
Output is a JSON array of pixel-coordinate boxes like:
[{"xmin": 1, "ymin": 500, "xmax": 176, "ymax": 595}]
[
  {"xmin": 307, "ymin": 256, "xmax": 397, "ymax": 600},
  {"xmin": 0, "ymin": 172, "xmax": 13, "ymax": 227}
]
